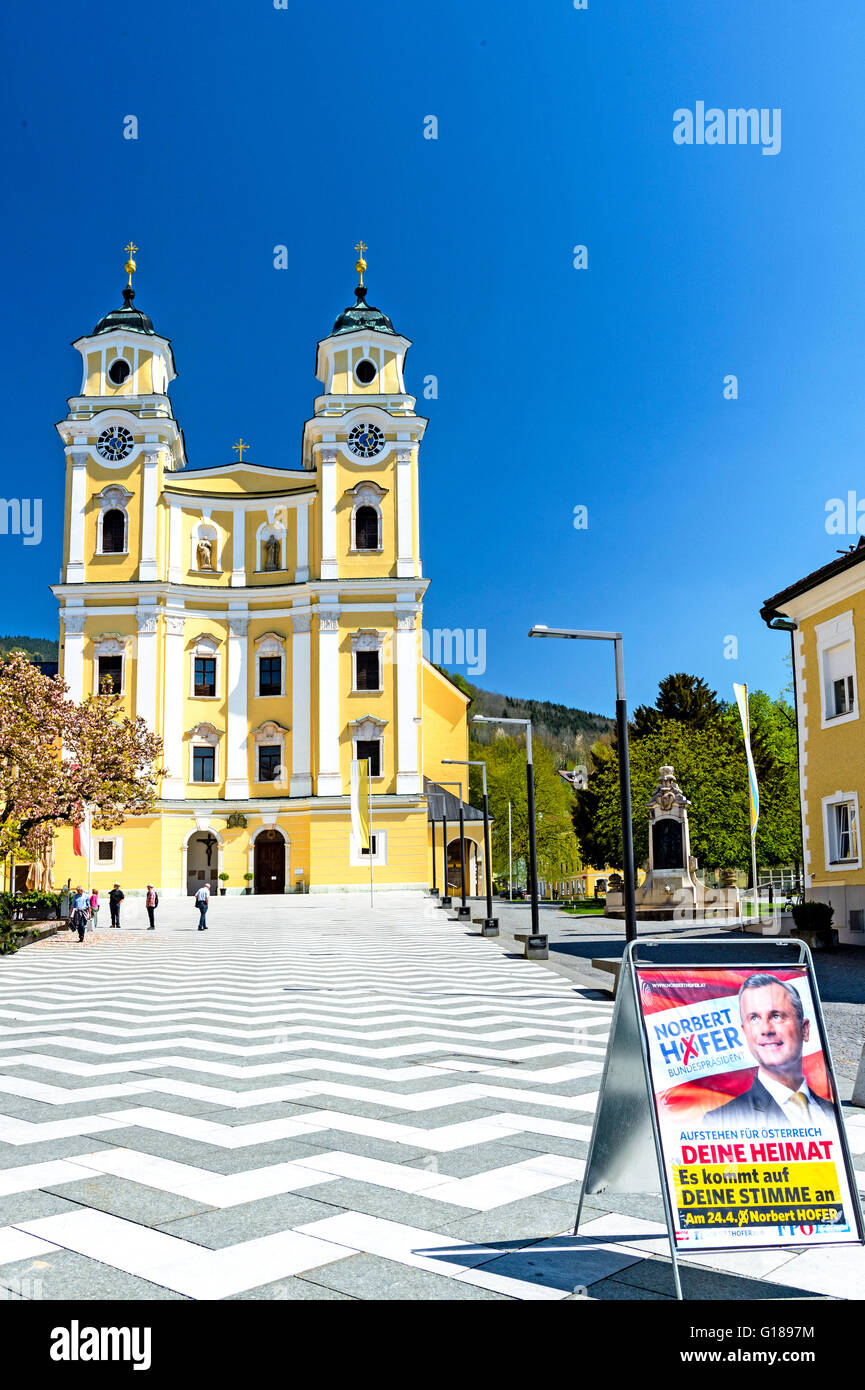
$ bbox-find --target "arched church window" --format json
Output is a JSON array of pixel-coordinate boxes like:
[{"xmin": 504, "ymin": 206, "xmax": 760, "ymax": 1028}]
[
  {"xmin": 355, "ymin": 505, "xmax": 380, "ymax": 551},
  {"xmin": 102, "ymin": 509, "xmax": 126, "ymax": 554}
]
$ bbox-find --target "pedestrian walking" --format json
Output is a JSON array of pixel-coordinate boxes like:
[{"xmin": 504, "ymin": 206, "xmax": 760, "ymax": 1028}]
[
  {"xmin": 145, "ymin": 884, "xmax": 159, "ymax": 930},
  {"xmin": 89, "ymin": 888, "xmax": 99, "ymax": 927},
  {"xmin": 108, "ymin": 883, "xmax": 124, "ymax": 929},
  {"xmin": 70, "ymin": 885, "xmax": 90, "ymax": 943},
  {"xmin": 195, "ymin": 882, "xmax": 210, "ymax": 930}
]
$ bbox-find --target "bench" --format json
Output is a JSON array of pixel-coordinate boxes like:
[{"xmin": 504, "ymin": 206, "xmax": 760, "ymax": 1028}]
[
  {"xmin": 514, "ymin": 931, "xmax": 548, "ymax": 960},
  {"xmin": 591, "ymin": 956, "xmax": 656, "ymax": 996}
]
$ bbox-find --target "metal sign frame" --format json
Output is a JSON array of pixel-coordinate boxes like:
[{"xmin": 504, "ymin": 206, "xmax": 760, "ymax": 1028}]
[{"xmin": 574, "ymin": 936, "xmax": 865, "ymax": 1301}]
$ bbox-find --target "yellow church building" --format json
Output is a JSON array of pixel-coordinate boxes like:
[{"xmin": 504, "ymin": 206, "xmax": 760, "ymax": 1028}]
[{"xmin": 51, "ymin": 246, "xmax": 483, "ymax": 896}]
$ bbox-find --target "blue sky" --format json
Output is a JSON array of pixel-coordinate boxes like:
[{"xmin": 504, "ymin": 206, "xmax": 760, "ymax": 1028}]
[{"xmin": 2, "ymin": 0, "xmax": 864, "ymax": 717}]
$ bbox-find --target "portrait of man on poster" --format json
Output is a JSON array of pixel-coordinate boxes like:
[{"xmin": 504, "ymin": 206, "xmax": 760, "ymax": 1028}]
[{"xmin": 703, "ymin": 973, "xmax": 836, "ymax": 1127}]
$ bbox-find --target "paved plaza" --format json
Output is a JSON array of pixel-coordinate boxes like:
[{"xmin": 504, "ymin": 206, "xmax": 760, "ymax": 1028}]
[{"xmin": 0, "ymin": 894, "xmax": 863, "ymax": 1301}]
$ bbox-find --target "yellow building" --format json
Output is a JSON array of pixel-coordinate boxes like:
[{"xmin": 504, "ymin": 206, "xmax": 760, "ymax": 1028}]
[
  {"xmin": 51, "ymin": 247, "xmax": 483, "ymax": 895},
  {"xmin": 762, "ymin": 540, "xmax": 865, "ymax": 943}
]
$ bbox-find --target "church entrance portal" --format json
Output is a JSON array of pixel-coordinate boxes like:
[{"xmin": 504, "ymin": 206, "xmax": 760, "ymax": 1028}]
[{"xmin": 254, "ymin": 829, "xmax": 286, "ymax": 894}]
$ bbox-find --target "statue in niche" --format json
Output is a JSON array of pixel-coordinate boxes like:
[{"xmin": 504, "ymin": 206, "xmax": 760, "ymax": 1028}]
[
  {"xmin": 197, "ymin": 536, "xmax": 215, "ymax": 571},
  {"xmin": 264, "ymin": 535, "xmax": 281, "ymax": 571}
]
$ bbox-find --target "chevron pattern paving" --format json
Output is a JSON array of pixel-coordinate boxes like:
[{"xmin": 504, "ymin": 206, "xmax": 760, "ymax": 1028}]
[{"xmin": 0, "ymin": 893, "xmax": 863, "ymax": 1301}]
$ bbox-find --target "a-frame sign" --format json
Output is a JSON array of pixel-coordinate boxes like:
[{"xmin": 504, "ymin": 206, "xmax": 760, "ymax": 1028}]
[{"xmin": 575, "ymin": 938, "xmax": 865, "ymax": 1300}]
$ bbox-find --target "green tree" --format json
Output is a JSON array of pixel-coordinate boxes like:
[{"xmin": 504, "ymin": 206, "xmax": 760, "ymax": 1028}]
[
  {"xmin": 575, "ymin": 683, "xmax": 801, "ymax": 874},
  {"xmin": 631, "ymin": 673, "xmax": 724, "ymax": 738},
  {"xmin": 469, "ymin": 735, "xmax": 581, "ymax": 883}
]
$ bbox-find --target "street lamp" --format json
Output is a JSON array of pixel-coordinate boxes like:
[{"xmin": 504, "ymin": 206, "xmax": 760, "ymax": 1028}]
[
  {"xmin": 434, "ymin": 780, "xmax": 464, "ymax": 910},
  {"xmin": 528, "ymin": 626, "xmax": 637, "ymax": 943},
  {"xmin": 472, "ymin": 715, "xmax": 540, "ymax": 936},
  {"xmin": 443, "ymin": 758, "xmax": 498, "ymax": 935}
]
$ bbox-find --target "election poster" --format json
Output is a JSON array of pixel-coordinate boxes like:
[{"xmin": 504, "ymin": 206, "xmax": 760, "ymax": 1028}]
[{"xmin": 635, "ymin": 964, "xmax": 862, "ymax": 1252}]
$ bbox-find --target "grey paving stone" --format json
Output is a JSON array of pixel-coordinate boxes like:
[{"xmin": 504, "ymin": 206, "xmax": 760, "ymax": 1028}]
[
  {"xmin": 436, "ymin": 1195, "xmax": 583, "ymax": 1244},
  {"xmin": 233, "ymin": 1275, "xmax": 355, "ymax": 1300},
  {"xmin": 298, "ymin": 1253, "xmax": 511, "ymax": 1300},
  {"xmin": 114, "ymin": 1091, "xmax": 238, "ymax": 1117},
  {"xmin": 571, "ymin": 1190, "xmax": 667, "ymax": 1224},
  {"xmin": 43, "ymin": 1173, "xmax": 214, "ymax": 1226},
  {"xmin": 296, "ymin": 1177, "xmax": 476, "ymax": 1228},
  {"xmin": 488, "ymin": 1133, "xmax": 591, "ymax": 1162},
  {"xmin": 614, "ymin": 1256, "xmax": 830, "ymax": 1302},
  {"xmin": 472, "ymin": 1235, "xmax": 643, "ymax": 1293},
  {"xmin": 0, "ymin": 1068, "xmax": 113, "ymax": 1091},
  {"xmin": 405, "ymin": 1139, "xmax": 557, "ymax": 1178},
  {"xmin": 580, "ymin": 1273, "xmax": 673, "ymax": 1301},
  {"xmin": 192, "ymin": 1101, "xmax": 328, "ymax": 1125},
  {"xmin": 400, "ymin": 1103, "xmax": 528, "ymax": 1130},
  {"xmin": 157, "ymin": 1192, "xmax": 345, "ymax": 1248},
  {"xmin": 0, "ymin": 1250, "xmax": 190, "ymax": 1300},
  {"xmin": 81, "ymin": 1126, "xmax": 318, "ymax": 1172},
  {"xmin": 0, "ymin": 1189, "xmax": 92, "ymax": 1225},
  {"xmin": 0, "ymin": 1137, "xmax": 102, "ymax": 1168},
  {"xmin": 290, "ymin": 1130, "xmax": 428, "ymax": 1164}
]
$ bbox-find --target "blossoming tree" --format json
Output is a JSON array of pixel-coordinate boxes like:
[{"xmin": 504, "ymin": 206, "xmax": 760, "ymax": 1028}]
[{"xmin": 0, "ymin": 651, "xmax": 163, "ymax": 862}]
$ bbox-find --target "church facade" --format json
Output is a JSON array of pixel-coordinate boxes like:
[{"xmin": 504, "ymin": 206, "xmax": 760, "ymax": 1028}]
[{"xmin": 51, "ymin": 248, "xmax": 479, "ymax": 895}]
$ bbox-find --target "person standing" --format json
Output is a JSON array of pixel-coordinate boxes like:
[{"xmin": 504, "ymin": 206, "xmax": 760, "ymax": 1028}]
[
  {"xmin": 70, "ymin": 885, "xmax": 90, "ymax": 943},
  {"xmin": 89, "ymin": 888, "xmax": 99, "ymax": 928},
  {"xmin": 108, "ymin": 883, "xmax": 124, "ymax": 929},
  {"xmin": 145, "ymin": 884, "xmax": 159, "ymax": 930},
  {"xmin": 195, "ymin": 882, "xmax": 210, "ymax": 931}
]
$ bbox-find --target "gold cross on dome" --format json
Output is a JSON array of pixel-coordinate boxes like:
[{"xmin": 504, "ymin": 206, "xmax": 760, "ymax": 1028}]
[
  {"xmin": 232, "ymin": 438, "xmax": 250, "ymax": 462},
  {"xmin": 354, "ymin": 240, "xmax": 367, "ymax": 286},
  {"xmin": 124, "ymin": 242, "xmax": 138, "ymax": 287}
]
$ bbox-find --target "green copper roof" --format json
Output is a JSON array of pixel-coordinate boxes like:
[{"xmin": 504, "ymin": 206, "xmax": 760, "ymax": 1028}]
[
  {"xmin": 92, "ymin": 286, "xmax": 156, "ymax": 337},
  {"xmin": 331, "ymin": 285, "xmax": 396, "ymax": 337}
]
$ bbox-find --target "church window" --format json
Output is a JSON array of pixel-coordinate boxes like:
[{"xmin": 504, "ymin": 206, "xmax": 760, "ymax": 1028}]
[
  {"xmin": 258, "ymin": 745, "xmax": 282, "ymax": 782},
  {"xmin": 259, "ymin": 656, "xmax": 282, "ymax": 696},
  {"xmin": 194, "ymin": 657, "xmax": 217, "ymax": 698},
  {"xmin": 192, "ymin": 746, "xmax": 215, "ymax": 783},
  {"xmin": 356, "ymin": 739, "xmax": 381, "ymax": 778},
  {"xmin": 354, "ymin": 358, "xmax": 377, "ymax": 386},
  {"xmin": 102, "ymin": 509, "xmax": 126, "ymax": 553},
  {"xmin": 108, "ymin": 358, "xmax": 130, "ymax": 386},
  {"xmin": 355, "ymin": 506, "xmax": 380, "ymax": 551},
  {"xmin": 355, "ymin": 650, "xmax": 380, "ymax": 691},
  {"xmin": 97, "ymin": 655, "xmax": 123, "ymax": 694}
]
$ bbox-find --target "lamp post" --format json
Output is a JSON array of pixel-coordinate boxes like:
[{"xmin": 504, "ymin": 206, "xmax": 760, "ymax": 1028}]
[
  {"xmin": 443, "ymin": 757, "xmax": 498, "ymax": 935},
  {"xmin": 528, "ymin": 626, "xmax": 637, "ymax": 944},
  {"xmin": 435, "ymin": 781, "xmax": 464, "ymax": 911},
  {"xmin": 472, "ymin": 715, "xmax": 540, "ymax": 936}
]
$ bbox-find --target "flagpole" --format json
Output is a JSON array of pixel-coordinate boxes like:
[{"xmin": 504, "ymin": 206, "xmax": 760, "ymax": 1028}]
[
  {"xmin": 86, "ymin": 804, "xmax": 92, "ymax": 897},
  {"xmin": 368, "ymin": 759, "xmax": 374, "ymax": 909},
  {"xmin": 744, "ymin": 685, "xmax": 758, "ymax": 914}
]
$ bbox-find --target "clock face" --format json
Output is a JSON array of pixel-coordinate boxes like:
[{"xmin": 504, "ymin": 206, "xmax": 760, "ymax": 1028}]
[
  {"xmin": 347, "ymin": 422, "xmax": 385, "ymax": 459},
  {"xmin": 96, "ymin": 425, "xmax": 134, "ymax": 462}
]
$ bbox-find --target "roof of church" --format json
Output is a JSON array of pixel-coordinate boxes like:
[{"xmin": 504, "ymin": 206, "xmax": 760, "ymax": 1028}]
[
  {"xmin": 424, "ymin": 778, "xmax": 485, "ymax": 823},
  {"xmin": 92, "ymin": 286, "xmax": 156, "ymax": 337},
  {"xmin": 331, "ymin": 285, "xmax": 396, "ymax": 338}
]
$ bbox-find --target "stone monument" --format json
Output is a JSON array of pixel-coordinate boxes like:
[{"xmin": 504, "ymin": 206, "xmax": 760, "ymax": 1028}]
[{"xmin": 605, "ymin": 764, "xmax": 739, "ymax": 920}]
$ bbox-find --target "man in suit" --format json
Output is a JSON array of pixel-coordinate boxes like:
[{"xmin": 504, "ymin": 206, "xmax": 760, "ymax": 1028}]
[{"xmin": 704, "ymin": 973, "xmax": 835, "ymax": 1127}]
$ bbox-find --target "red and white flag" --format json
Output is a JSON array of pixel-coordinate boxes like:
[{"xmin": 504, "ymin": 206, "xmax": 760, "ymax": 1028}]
[{"xmin": 72, "ymin": 804, "xmax": 90, "ymax": 861}]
